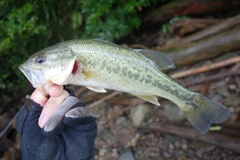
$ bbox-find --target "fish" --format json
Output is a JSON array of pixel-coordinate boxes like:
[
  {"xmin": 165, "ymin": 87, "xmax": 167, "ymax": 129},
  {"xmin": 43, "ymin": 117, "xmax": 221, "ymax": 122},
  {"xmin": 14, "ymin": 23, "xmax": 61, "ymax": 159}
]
[{"xmin": 19, "ymin": 39, "xmax": 231, "ymax": 134}]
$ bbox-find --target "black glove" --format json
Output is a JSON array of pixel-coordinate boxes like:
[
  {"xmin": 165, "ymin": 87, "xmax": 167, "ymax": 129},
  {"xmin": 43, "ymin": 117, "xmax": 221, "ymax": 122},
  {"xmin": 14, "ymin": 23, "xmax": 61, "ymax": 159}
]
[{"xmin": 16, "ymin": 89, "xmax": 97, "ymax": 160}]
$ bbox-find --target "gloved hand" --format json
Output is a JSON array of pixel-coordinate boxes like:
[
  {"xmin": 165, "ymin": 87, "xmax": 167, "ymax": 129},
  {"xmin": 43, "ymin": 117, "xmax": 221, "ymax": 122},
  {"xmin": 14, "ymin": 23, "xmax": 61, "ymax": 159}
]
[{"xmin": 16, "ymin": 88, "xmax": 97, "ymax": 160}]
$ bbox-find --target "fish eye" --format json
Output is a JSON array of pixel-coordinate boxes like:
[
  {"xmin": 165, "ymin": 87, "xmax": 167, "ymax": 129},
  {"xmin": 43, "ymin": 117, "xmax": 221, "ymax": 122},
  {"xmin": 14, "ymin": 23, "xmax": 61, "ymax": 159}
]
[{"xmin": 36, "ymin": 57, "xmax": 45, "ymax": 64}]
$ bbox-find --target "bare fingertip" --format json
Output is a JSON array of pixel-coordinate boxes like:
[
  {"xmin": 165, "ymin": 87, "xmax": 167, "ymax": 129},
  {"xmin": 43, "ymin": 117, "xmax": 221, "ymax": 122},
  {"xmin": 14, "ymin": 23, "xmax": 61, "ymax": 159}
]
[{"xmin": 38, "ymin": 115, "xmax": 49, "ymax": 128}]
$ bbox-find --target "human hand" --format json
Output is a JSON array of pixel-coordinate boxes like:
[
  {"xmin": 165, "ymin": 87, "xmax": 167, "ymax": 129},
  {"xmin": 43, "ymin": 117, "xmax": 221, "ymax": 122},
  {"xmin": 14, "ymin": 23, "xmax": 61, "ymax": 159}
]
[
  {"xmin": 17, "ymin": 86, "xmax": 97, "ymax": 160},
  {"xmin": 30, "ymin": 84, "xmax": 69, "ymax": 128}
]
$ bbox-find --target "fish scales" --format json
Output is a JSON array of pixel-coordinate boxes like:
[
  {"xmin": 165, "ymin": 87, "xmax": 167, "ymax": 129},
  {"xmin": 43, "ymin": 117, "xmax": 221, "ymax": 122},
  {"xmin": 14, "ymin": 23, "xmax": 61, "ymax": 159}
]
[
  {"xmin": 19, "ymin": 39, "xmax": 231, "ymax": 134},
  {"xmin": 33, "ymin": 39, "xmax": 188, "ymax": 105},
  {"xmin": 69, "ymin": 40, "xmax": 190, "ymax": 107}
]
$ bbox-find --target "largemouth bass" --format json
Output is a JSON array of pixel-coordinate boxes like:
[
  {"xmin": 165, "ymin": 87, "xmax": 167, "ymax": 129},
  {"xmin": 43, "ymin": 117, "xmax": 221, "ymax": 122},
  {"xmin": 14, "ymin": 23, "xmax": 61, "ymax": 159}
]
[{"xmin": 19, "ymin": 39, "xmax": 231, "ymax": 134}]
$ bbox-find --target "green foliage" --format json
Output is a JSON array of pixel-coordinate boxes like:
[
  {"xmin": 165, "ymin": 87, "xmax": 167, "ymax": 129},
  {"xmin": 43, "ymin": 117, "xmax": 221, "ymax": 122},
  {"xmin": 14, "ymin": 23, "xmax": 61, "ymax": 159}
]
[
  {"xmin": 0, "ymin": 2, "xmax": 48, "ymax": 95},
  {"xmin": 161, "ymin": 15, "xmax": 188, "ymax": 34},
  {"xmin": 81, "ymin": 0, "xmax": 154, "ymax": 40},
  {"xmin": 0, "ymin": 0, "xmax": 156, "ymax": 97}
]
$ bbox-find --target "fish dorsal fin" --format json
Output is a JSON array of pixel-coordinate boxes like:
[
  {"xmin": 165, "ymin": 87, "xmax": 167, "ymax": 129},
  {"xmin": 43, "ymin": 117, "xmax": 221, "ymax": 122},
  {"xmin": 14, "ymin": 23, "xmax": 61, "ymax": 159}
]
[
  {"xmin": 87, "ymin": 86, "xmax": 107, "ymax": 93},
  {"xmin": 133, "ymin": 94, "xmax": 160, "ymax": 106},
  {"xmin": 134, "ymin": 49, "xmax": 175, "ymax": 70},
  {"xmin": 93, "ymin": 39, "xmax": 175, "ymax": 71}
]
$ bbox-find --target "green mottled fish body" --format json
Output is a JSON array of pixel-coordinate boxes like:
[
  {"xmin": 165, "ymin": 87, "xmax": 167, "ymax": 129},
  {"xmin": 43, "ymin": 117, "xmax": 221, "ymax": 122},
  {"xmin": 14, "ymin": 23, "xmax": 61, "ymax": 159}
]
[
  {"xmin": 19, "ymin": 39, "xmax": 231, "ymax": 134},
  {"xmin": 68, "ymin": 40, "xmax": 190, "ymax": 108}
]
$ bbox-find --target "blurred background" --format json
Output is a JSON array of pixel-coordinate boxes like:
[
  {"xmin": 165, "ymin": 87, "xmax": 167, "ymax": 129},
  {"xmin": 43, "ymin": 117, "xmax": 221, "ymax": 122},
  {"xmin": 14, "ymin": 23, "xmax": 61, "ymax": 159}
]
[{"xmin": 1, "ymin": 0, "xmax": 240, "ymax": 159}]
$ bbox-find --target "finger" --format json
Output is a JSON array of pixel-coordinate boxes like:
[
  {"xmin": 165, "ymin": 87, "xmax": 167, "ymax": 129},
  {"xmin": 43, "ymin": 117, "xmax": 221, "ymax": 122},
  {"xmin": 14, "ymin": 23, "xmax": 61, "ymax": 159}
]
[
  {"xmin": 43, "ymin": 97, "xmax": 80, "ymax": 133},
  {"xmin": 49, "ymin": 85, "xmax": 64, "ymax": 97},
  {"xmin": 30, "ymin": 89, "xmax": 48, "ymax": 107},
  {"xmin": 38, "ymin": 90, "xmax": 69, "ymax": 128}
]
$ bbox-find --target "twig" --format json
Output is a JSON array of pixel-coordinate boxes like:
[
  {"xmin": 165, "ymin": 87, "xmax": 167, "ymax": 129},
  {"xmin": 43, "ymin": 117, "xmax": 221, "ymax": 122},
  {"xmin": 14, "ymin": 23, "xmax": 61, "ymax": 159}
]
[
  {"xmin": 200, "ymin": 81, "xmax": 211, "ymax": 95},
  {"xmin": 87, "ymin": 91, "xmax": 121, "ymax": 109},
  {"xmin": 170, "ymin": 56, "xmax": 240, "ymax": 79},
  {"xmin": 138, "ymin": 122, "xmax": 240, "ymax": 154},
  {"xmin": 230, "ymin": 62, "xmax": 240, "ymax": 71},
  {"xmin": 75, "ymin": 87, "xmax": 87, "ymax": 97},
  {"xmin": 82, "ymin": 93, "xmax": 146, "ymax": 105},
  {"xmin": 188, "ymin": 84, "xmax": 206, "ymax": 92},
  {"xmin": 0, "ymin": 105, "xmax": 25, "ymax": 139},
  {"xmin": 183, "ymin": 71, "xmax": 240, "ymax": 87}
]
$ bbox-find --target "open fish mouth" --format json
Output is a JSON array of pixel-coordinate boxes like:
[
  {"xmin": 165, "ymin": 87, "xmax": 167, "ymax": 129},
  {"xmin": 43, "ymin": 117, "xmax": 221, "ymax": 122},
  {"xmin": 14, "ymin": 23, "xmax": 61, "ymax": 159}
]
[{"xmin": 18, "ymin": 64, "xmax": 44, "ymax": 88}]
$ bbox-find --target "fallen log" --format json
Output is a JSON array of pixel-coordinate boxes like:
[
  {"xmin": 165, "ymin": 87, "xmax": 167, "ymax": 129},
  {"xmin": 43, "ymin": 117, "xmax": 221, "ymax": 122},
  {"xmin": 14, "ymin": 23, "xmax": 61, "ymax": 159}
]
[
  {"xmin": 156, "ymin": 25, "xmax": 240, "ymax": 67},
  {"xmin": 173, "ymin": 14, "xmax": 240, "ymax": 44},
  {"xmin": 143, "ymin": 0, "xmax": 239, "ymax": 26},
  {"xmin": 169, "ymin": 18, "xmax": 221, "ymax": 37}
]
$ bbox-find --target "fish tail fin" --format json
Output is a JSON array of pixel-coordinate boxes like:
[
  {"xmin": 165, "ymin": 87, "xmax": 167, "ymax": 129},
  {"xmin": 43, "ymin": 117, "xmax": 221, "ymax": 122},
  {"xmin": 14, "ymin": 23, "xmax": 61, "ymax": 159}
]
[{"xmin": 182, "ymin": 93, "xmax": 231, "ymax": 135}]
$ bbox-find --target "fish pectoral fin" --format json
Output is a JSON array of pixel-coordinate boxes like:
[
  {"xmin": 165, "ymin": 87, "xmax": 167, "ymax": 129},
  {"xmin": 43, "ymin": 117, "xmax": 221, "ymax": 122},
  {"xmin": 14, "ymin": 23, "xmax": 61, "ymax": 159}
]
[
  {"xmin": 134, "ymin": 49, "xmax": 175, "ymax": 70},
  {"xmin": 133, "ymin": 94, "xmax": 160, "ymax": 106},
  {"xmin": 86, "ymin": 86, "xmax": 107, "ymax": 93}
]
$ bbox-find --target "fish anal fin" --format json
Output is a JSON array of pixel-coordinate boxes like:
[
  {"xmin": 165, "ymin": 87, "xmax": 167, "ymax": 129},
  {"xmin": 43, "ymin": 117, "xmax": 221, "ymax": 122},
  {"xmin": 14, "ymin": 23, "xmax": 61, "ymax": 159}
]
[
  {"xmin": 87, "ymin": 86, "xmax": 107, "ymax": 93},
  {"xmin": 133, "ymin": 94, "xmax": 160, "ymax": 106},
  {"xmin": 135, "ymin": 49, "xmax": 175, "ymax": 70}
]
